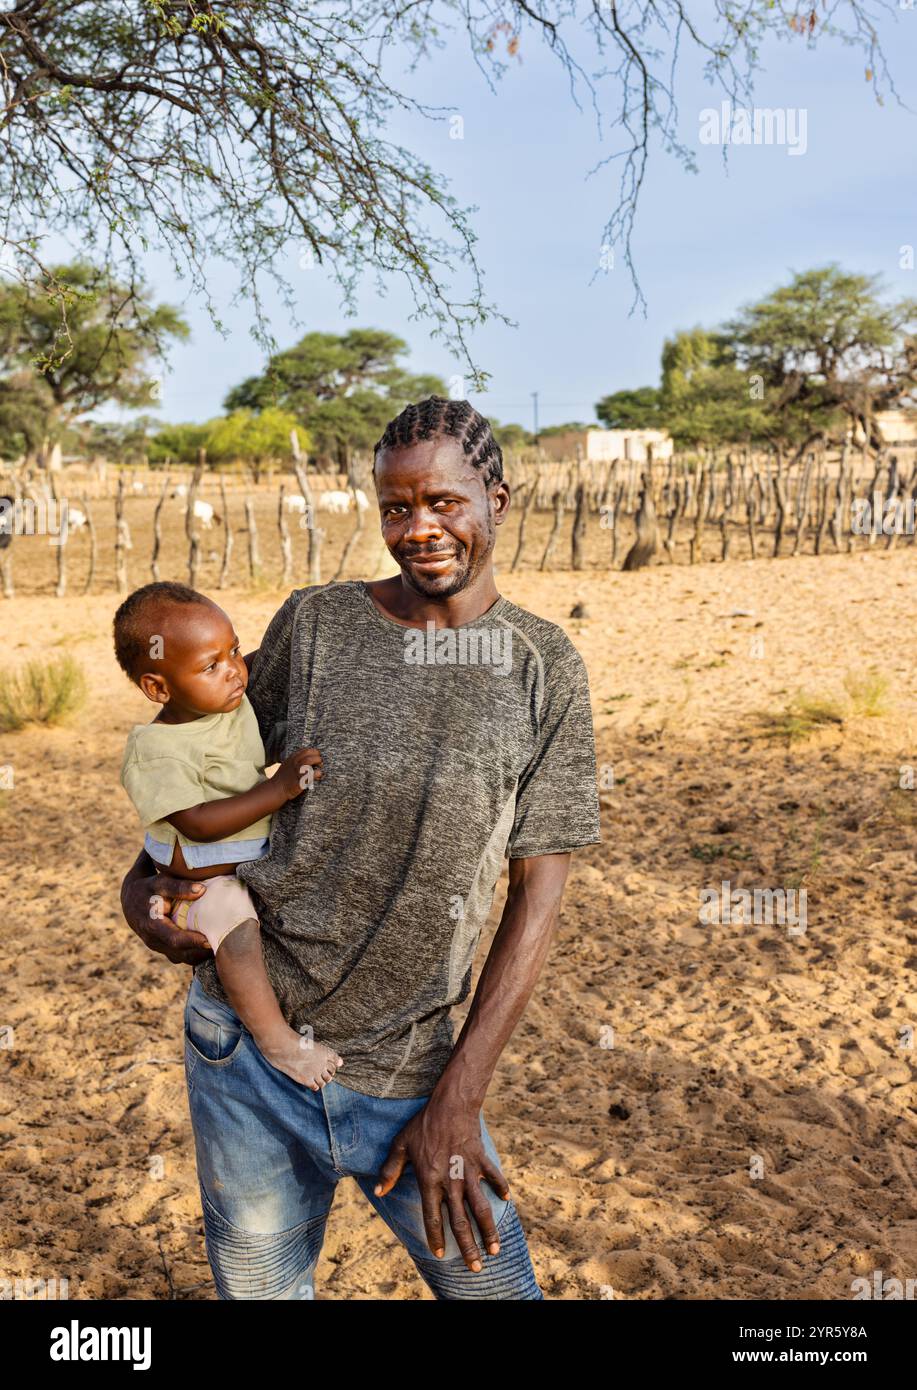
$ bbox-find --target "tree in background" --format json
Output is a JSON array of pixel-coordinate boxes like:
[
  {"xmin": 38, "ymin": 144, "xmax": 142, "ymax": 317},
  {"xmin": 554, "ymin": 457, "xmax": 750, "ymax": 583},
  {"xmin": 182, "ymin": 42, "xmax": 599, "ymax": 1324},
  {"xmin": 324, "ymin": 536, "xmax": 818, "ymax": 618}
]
[
  {"xmin": 596, "ymin": 268, "xmax": 917, "ymax": 458},
  {"xmin": 77, "ymin": 415, "xmax": 162, "ymax": 466},
  {"xmin": 146, "ymin": 422, "xmax": 211, "ymax": 466},
  {"xmin": 489, "ymin": 421, "xmax": 531, "ymax": 451},
  {"xmin": 204, "ymin": 408, "xmax": 304, "ymax": 482},
  {"xmin": 146, "ymin": 409, "xmax": 305, "ymax": 481},
  {"xmin": 658, "ymin": 328, "xmax": 772, "ymax": 451},
  {"xmin": 535, "ymin": 423, "xmax": 592, "ymax": 437},
  {"xmin": 0, "ymin": 261, "xmax": 188, "ymax": 458},
  {"xmin": 226, "ymin": 329, "xmax": 445, "ymax": 473},
  {"xmin": 595, "ymin": 387, "xmax": 663, "ymax": 431},
  {"xmin": 0, "ymin": 1, "xmax": 897, "ymax": 374},
  {"xmin": 725, "ymin": 265, "xmax": 917, "ymax": 455},
  {"xmin": 0, "ymin": 371, "xmax": 56, "ymax": 460}
]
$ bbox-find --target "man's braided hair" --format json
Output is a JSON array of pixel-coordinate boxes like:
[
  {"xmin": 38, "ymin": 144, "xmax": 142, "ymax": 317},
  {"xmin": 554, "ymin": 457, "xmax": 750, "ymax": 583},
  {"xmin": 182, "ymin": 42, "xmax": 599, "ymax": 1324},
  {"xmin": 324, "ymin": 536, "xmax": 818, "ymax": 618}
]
[{"xmin": 373, "ymin": 396, "xmax": 503, "ymax": 489}]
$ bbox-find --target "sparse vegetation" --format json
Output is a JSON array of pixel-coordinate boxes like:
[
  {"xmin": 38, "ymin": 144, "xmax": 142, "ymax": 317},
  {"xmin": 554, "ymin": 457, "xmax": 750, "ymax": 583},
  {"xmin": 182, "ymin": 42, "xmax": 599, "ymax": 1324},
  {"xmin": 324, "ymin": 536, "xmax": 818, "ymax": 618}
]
[
  {"xmin": 0, "ymin": 654, "xmax": 87, "ymax": 732},
  {"xmin": 843, "ymin": 669, "xmax": 891, "ymax": 719},
  {"xmin": 756, "ymin": 670, "xmax": 891, "ymax": 743}
]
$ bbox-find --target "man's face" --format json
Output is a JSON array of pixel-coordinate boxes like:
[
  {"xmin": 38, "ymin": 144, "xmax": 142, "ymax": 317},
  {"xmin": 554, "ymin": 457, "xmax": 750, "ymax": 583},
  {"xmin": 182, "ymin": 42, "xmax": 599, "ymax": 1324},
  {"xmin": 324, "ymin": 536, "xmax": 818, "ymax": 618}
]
[{"xmin": 374, "ymin": 436, "xmax": 510, "ymax": 597}]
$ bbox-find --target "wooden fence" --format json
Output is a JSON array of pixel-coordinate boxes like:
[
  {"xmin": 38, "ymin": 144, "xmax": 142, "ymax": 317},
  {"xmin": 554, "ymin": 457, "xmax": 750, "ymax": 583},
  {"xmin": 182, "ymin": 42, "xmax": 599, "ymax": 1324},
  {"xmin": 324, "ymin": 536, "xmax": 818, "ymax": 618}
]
[{"xmin": 1, "ymin": 442, "xmax": 915, "ymax": 598}]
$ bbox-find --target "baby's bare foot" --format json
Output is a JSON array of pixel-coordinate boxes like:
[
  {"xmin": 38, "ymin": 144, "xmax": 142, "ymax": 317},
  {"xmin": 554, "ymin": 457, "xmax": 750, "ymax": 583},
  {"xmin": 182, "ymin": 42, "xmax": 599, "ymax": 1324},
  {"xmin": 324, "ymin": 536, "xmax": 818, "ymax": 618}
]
[{"xmin": 257, "ymin": 1027, "xmax": 343, "ymax": 1090}]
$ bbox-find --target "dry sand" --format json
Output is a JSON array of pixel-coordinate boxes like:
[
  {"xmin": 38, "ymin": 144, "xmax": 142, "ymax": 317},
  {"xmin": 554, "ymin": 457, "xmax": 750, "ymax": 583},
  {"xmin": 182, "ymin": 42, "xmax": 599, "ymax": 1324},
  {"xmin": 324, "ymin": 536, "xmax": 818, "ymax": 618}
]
[{"xmin": 1, "ymin": 547, "xmax": 915, "ymax": 1299}]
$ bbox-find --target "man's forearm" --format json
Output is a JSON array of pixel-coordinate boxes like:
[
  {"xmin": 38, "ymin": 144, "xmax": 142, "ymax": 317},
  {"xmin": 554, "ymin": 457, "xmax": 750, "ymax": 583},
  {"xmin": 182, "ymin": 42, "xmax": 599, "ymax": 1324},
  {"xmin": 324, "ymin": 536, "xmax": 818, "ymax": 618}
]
[{"xmin": 433, "ymin": 852, "xmax": 571, "ymax": 1111}]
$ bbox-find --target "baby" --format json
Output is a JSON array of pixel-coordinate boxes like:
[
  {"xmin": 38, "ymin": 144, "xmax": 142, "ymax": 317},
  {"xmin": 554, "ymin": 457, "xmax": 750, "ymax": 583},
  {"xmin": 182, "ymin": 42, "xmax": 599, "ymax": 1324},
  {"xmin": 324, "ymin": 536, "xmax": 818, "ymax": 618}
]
[{"xmin": 114, "ymin": 580, "xmax": 343, "ymax": 1091}]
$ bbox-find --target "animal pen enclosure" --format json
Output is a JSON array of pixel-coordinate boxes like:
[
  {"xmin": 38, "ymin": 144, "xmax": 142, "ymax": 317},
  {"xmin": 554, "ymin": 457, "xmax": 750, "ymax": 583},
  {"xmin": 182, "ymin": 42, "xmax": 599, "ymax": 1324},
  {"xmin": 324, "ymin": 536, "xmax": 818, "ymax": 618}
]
[{"xmin": 1, "ymin": 444, "xmax": 915, "ymax": 599}]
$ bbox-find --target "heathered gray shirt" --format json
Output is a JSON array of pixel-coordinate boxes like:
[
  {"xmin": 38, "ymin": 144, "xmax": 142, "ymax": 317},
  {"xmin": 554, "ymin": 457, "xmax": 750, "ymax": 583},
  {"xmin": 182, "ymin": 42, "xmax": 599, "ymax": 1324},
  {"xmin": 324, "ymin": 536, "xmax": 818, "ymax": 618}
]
[{"xmin": 194, "ymin": 579, "xmax": 601, "ymax": 1098}]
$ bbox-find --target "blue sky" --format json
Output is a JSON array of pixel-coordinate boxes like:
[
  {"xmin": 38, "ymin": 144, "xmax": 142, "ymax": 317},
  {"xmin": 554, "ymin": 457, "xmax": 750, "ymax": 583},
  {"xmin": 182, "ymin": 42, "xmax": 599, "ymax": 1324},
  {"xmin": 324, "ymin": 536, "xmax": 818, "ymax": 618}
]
[{"xmin": 106, "ymin": 8, "xmax": 917, "ymax": 432}]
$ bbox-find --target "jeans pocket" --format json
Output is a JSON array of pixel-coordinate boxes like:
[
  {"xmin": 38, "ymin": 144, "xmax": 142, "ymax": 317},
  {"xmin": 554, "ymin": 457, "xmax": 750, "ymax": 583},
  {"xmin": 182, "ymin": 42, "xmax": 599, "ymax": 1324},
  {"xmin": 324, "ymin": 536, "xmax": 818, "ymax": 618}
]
[{"xmin": 185, "ymin": 1000, "xmax": 246, "ymax": 1065}]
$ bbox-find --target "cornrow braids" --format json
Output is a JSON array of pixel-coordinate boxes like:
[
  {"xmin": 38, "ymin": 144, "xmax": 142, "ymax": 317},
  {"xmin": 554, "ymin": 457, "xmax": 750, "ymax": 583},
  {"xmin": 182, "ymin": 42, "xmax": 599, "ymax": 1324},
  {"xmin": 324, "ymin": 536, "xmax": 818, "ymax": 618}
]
[{"xmin": 373, "ymin": 395, "xmax": 504, "ymax": 488}]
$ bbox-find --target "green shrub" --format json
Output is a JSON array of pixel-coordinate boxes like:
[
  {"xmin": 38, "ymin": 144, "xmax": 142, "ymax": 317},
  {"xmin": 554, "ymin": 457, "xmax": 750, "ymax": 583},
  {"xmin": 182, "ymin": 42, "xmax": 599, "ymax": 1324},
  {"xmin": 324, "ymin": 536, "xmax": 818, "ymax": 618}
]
[
  {"xmin": 843, "ymin": 669, "xmax": 890, "ymax": 718},
  {"xmin": 0, "ymin": 654, "xmax": 88, "ymax": 732},
  {"xmin": 756, "ymin": 669, "xmax": 892, "ymax": 743}
]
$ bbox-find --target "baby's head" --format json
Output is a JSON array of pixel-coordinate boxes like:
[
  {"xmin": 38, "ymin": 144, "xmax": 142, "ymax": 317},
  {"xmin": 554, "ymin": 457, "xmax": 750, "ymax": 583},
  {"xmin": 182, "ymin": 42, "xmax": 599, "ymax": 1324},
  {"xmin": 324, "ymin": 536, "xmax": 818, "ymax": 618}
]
[{"xmin": 113, "ymin": 581, "xmax": 248, "ymax": 719}]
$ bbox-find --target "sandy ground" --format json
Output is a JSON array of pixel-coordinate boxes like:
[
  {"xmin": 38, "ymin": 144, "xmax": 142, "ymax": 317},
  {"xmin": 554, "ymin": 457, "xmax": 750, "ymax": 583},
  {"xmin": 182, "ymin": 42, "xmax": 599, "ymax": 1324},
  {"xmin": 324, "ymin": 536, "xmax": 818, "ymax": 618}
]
[{"xmin": 1, "ymin": 543, "xmax": 915, "ymax": 1300}]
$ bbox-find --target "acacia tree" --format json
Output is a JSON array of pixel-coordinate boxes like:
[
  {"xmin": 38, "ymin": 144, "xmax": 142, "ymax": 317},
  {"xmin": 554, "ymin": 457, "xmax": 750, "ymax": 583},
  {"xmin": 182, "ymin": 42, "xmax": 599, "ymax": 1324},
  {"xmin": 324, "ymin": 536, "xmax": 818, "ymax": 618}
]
[
  {"xmin": 0, "ymin": 369, "xmax": 55, "ymax": 457},
  {"xmin": 596, "ymin": 271, "xmax": 917, "ymax": 457},
  {"xmin": 226, "ymin": 328, "xmax": 445, "ymax": 472},
  {"xmin": 0, "ymin": 260, "xmax": 188, "ymax": 447},
  {"xmin": 0, "ymin": 0, "xmax": 899, "ymax": 381},
  {"xmin": 725, "ymin": 265, "xmax": 917, "ymax": 455},
  {"xmin": 147, "ymin": 408, "xmax": 305, "ymax": 479}
]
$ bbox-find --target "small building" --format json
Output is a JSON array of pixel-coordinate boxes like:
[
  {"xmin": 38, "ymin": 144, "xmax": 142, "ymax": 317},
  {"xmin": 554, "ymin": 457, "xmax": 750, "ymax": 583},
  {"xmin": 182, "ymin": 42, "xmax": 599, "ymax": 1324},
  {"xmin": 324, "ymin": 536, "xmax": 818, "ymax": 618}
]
[
  {"xmin": 866, "ymin": 410, "xmax": 917, "ymax": 447},
  {"xmin": 537, "ymin": 427, "xmax": 673, "ymax": 464}
]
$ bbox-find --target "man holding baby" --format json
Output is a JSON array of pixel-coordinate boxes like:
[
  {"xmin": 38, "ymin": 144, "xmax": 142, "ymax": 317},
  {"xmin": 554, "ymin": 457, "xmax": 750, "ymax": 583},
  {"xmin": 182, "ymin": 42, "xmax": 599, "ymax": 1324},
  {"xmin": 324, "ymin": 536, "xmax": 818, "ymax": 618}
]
[{"xmin": 120, "ymin": 396, "xmax": 601, "ymax": 1301}]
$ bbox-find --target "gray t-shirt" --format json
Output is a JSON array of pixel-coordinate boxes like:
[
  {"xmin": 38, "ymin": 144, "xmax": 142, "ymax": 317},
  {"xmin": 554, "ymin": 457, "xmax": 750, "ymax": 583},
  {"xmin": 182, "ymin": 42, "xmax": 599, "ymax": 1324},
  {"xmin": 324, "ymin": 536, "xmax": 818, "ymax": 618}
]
[{"xmin": 194, "ymin": 579, "xmax": 601, "ymax": 1097}]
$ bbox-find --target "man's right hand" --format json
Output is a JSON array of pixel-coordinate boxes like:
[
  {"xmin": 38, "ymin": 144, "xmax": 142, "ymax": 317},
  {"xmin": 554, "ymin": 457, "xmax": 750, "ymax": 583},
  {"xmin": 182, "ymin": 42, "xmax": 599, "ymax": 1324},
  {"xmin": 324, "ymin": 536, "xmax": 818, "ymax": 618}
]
[{"xmin": 121, "ymin": 871, "xmax": 212, "ymax": 965}]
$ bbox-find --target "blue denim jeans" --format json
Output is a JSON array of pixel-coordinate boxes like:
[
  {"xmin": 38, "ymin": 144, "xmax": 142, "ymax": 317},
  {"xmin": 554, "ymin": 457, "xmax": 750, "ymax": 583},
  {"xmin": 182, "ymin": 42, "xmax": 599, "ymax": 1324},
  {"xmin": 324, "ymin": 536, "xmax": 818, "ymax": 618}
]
[{"xmin": 183, "ymin": 975, "xmax": 544, "ymax": 1300}]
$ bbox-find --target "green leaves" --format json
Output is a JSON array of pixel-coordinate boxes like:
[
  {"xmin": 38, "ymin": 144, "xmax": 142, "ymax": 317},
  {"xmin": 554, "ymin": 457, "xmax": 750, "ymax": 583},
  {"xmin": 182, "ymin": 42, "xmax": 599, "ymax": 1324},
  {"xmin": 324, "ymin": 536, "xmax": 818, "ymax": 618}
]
[{"xmin": 0, "ymin": 260, "xmax": 189, "ymax": 420}]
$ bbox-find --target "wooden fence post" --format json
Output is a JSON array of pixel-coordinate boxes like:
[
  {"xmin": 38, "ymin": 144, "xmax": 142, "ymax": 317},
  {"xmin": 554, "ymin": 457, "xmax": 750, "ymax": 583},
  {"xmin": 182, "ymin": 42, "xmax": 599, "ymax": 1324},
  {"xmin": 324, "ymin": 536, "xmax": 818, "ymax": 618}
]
[
  {"xmin": 511, "ymin": 480, "xmax": 536, "ymax": 572},
  {"xmin": 81, "ymin": 495, "xmax": 97, "ymax": 594},
  {"xmin": 114, "ymin": 473, "xmax": 130, "ymax": 595},
  {"xmin": 278, "ymin": 484, "xmax": 294, "ymax": 585},
  {"xmin": 571, "ymin": 480, "xmax": 587, "ymax": 571},
  {"xmin": 540, "ymin": 491, "xmax": 565, "ymax": 571},
  {"xmin": 291, "ymin": 429, "xmax": 323, "ymax": 585},
  {"xmin": 244, "ymin": 496, "xmax": 260, "ymax": 584},
  {"xmin": 151, "ymin": 473, "xmax": 170, "ymax": 582},
  {"xmin": 186, "ymin": 452, "xmax": 205, "ymax": 588},
  {"xmin": 218, "ymin": 477, "xmax": 233, "ymax": 589},
  {"xmin": 622, "ymin": 473, "xmax": 659, "ymax": 571}
]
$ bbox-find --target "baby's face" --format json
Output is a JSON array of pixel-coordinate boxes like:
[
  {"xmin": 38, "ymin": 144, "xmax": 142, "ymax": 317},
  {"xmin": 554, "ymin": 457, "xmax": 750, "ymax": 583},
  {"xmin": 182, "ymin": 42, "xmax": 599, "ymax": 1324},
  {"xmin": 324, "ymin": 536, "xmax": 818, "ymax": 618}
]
[{"xmin": 155, "ymin": 602, "xmax": 248, "ymax": 716}]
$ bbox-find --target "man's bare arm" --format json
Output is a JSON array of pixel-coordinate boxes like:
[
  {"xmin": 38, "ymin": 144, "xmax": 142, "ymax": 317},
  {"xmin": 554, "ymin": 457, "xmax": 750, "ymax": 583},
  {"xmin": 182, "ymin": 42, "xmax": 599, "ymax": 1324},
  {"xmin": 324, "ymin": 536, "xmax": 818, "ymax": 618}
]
[
  {"xmin": 375, "ymin": 851, "xmax": 572, "ymax": 1270},
  {"xmin": 437, "ymin": 851, "xmax": 571, "ymax": 1106}
]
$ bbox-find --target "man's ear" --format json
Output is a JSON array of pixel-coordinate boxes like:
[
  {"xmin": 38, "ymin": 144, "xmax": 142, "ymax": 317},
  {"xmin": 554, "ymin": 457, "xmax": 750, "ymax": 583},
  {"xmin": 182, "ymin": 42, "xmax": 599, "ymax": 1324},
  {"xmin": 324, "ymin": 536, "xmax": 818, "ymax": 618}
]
[
  {"xmin": 491, "ymin": 479, "xmax": 511, "ymax": 525},
  {"xmin": 139, "ymin": 672, "xmax": 170, "ymax": 705}
]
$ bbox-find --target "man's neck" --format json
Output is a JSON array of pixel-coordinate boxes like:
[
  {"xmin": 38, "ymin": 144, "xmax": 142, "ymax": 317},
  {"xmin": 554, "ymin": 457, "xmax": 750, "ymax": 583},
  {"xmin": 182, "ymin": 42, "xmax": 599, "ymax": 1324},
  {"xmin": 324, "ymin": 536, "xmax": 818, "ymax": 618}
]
[{"xmin": 364, "ymin": 571, "xmax": 501, "ymax": 630}]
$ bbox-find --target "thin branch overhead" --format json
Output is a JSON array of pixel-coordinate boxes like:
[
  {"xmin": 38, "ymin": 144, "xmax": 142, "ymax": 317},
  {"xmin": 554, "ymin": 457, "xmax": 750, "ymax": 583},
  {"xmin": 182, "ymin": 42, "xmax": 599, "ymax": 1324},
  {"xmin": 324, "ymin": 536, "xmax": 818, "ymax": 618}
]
[{"xmin": 0, "ymin": 1, "xmax": 901, "ymax": 381}]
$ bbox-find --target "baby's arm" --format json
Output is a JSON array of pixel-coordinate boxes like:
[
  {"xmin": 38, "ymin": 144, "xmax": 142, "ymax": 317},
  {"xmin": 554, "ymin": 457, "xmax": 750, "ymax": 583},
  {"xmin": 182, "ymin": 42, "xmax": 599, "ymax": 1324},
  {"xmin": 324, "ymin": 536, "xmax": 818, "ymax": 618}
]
[{"xmin": 167, "ymin": 746, "xmax": 322, "ymax": 843}]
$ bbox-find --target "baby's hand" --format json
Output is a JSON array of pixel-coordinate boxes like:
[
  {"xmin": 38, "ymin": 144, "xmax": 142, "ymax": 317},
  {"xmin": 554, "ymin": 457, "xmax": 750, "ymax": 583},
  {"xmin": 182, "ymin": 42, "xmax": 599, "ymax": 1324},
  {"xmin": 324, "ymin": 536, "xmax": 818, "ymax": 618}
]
[{"xmin": 275, "ymin": 746, "xmax": 323, "ymax": 801}]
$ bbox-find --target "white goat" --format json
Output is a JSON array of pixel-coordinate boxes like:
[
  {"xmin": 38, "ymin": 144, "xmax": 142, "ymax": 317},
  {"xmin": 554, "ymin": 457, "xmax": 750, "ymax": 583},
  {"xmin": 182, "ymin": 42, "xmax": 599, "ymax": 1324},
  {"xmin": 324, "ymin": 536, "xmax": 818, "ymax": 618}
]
[
  {"xmin": 190, "ymin": 499, "xmax": 219, "ymax": 529},
  {"xmin": 288, "ymin": 488, "xmax": 369, "ymax": 514},
  {"xmin": 316, "ymin": 490, "xmax": 351, "ymax": 514}
]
